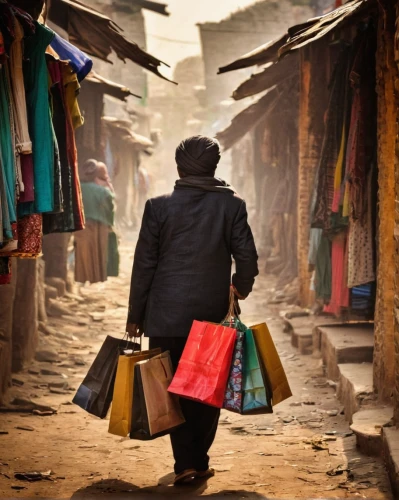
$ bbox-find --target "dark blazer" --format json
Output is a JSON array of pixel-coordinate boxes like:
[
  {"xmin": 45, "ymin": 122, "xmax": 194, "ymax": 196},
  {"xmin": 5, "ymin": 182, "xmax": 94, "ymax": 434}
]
[{"xmin": 128, "ymin": 187, "xmax": 259, "ymax": 337}]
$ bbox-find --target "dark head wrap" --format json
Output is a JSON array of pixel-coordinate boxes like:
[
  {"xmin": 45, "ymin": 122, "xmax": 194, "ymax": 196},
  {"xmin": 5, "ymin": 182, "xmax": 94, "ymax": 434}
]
[{"xmin": 175, "ymin": 135, "xmax": 221, "ymax": 176}]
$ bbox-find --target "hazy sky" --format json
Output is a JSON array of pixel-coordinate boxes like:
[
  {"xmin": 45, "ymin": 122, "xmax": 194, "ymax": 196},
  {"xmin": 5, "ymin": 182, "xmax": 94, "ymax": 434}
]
[{"xmin": 144, "ymin": 0, "xmax": 258, "ymax": 71}]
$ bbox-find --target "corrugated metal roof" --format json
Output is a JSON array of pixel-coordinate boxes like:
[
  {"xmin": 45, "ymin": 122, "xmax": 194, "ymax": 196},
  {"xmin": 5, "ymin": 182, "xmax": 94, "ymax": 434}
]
[
  {"xmin": 48, "ymin": 0, "xmax": 174, "ymax": 82},
  {"xmin": 218, "ymin": 33, "xmax": 288, "ymax": 74},
  {"xmin": 232, "ymin": 55, "xmax": 298, "ymax": 100}
]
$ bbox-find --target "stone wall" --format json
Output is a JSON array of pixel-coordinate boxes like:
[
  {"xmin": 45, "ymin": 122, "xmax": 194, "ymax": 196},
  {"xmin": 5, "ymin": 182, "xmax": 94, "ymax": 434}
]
[{"xmin": 373, "ymin": 0, "xmax": 397, "ymax": 402}]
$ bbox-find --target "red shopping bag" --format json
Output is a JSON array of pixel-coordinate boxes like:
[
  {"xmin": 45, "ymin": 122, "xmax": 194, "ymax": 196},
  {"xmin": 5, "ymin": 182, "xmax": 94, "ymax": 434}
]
[{"xmin": 168, "ymin": 320, "xmax": 237, "ymax": 408}]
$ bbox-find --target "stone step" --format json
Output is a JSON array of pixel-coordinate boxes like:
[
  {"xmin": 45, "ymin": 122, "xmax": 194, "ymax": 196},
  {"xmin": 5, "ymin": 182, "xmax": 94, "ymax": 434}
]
[
  {"xmin": 291, "ymin": 327, "xmax": 313, "ymax": 355},
  {"xmin": 350, "ymin": 407, "xmax": 393, "ymax": 456},
  {"xmin": 318, "ymin": 324, "xmax": 374, "ymax": 381},
  {"xmin": 337, "ymin": 363, "xmax": 374, "ymax": 422},
  {"xmin": 382, "ymin": 427, "xmax": 399, "ymax": 497}
]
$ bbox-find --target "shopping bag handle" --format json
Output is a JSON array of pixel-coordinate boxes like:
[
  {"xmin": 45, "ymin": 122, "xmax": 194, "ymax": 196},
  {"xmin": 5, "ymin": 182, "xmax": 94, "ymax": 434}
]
[
  {"xmin": 222, "ymin": 286, "xmax": 241, "ymax": 325},
  {"xmin": 121, "ymin": 334, "xmax": 142, "ymax": 352}
]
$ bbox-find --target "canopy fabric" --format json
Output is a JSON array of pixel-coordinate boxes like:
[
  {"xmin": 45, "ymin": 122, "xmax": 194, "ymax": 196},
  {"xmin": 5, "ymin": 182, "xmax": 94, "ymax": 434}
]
[
  {"xmin": 232, "ymin": 55, "xmax": 298, "ymax": 101},
  {"xmin": 218, "ymin": 33, "xmax": 288, "ymax": 74},
  {"xmin": 48, "ymin": 0, "xmax": 174, "ymax": 82},
  {"xmin": 85, "ymin": 72, "xmax": 140, "ymax": 100},
  {"xmin": 279, "ymin": 0, "xmax": 370, "ymax": 56}
]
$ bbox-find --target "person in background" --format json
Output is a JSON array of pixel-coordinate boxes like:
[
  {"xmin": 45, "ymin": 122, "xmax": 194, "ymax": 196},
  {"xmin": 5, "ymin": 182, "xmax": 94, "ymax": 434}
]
[
  {"xmin": 95, "ymin": 161, "xmax": 119, "ymax": 278},
  {"xmin": 74, "ymin": 159, "xmax": 115, "ymax": 284},
  {"xmin": 126, "ymin": 136, "xmax": 258, "ymax": 485}
]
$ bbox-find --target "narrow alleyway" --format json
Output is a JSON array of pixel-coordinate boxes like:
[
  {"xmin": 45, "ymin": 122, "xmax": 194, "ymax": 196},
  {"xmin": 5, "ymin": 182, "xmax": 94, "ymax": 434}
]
[{"xmin": 0, "ymin": 235, "xmax": 392, "ymax": 499}]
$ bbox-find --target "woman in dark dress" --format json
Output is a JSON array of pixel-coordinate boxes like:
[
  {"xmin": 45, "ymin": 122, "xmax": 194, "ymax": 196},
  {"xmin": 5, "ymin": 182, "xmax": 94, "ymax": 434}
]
[{"xmin": 126, "ymin": 136, "xmax": 258, "ymax": 484}]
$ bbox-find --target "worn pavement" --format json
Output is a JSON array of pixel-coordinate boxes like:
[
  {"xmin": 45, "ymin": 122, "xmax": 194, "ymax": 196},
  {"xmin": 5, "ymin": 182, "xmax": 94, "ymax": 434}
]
[{"xmin": 0, "ymin": 234, "xmax": 393, "ymax": 499}]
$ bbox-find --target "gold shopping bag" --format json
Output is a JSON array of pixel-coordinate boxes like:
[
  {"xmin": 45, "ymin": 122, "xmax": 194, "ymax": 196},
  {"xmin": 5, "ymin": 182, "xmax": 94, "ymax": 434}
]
[
  {"xmin": 250, "ymin": 323, "xmax": 292, "ymax": 406},
  {"xmin": 108, "ymin": 348, "xmax": 161, "ymax": 437}
]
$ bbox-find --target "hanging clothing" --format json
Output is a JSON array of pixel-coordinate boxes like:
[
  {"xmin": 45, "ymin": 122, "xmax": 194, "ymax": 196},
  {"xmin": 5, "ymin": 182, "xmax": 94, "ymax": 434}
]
[
  {"xmin": 345, "ymin": 30, "xmax": 376, "ymax": 221},
  {"xmin": 0, "ymin": 214, "xmax": 42, "ymax": 257},
  {"xmin": 43, "ymin": 58, "xmax": 75, "ymax": 233},
  {"xmin": 347, "ymin": 171, "xmax": 375, "ymax": 288},
  {"xmin": 8, "ymin": 18, "xmax": 31, "ymax": 156},
  {"xmin": 0, "ymin": 65, "xmax": 16, "ymax": 231},
  {"xmin": 314, "ymin": 234, "xmax": 332, "ymax": 301},
  {"xmin": 23, "ymin": 22, "xmax": 55, "ymax": 214},
  {"xmin": 311, "ymin": 47, "xmax": 352, "ymax": 231},
  {"xmin": 50, "ymin": 33, "xmax": 93, "ymax": 82},
  {"xmin": 324, "ymin": 233, "xmax": 349, "ymax": 315}
]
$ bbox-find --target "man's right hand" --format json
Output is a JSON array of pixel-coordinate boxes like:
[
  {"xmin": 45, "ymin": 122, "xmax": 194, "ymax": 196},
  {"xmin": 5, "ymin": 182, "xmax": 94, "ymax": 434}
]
[{"xmin": 126, "ymin": 323, "xmax": 144, "ymax": 339}]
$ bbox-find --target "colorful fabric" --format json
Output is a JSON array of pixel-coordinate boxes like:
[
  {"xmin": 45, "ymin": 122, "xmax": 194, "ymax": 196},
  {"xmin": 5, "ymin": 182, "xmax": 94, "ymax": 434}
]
[
  {"xmin": 345, "ymin": 30, "xmax": 376, "ymax": 221},
  {"xmin": 314, "ymin": 235, "xmax": 332, "ymax": 301},
  {"xmin": 23, "ymin": 22, "xmax": 55, "ymax": 213},
  {"xmin": 324, "ymin": 233, "xmax": 349, "ymax": 315},
  {"xmin": 0, "ymin": 65, "xmax": 16, "ymax": 232},
  {"xmin": 223, "ymin": 331, "xmax": 244, "ymax": 413},
  {"xmin": 18, "ymin": 154, "xmax": 34, "ymax": 203},
  {"xmin": 50, "ymin": 33, "xmax": 93, "ymax": 82},
  {"xmin": 311, "ymin": 47, "xmax": 351, "ymax": 231},
  {"xmin": 347, "ymin": 172, "xmax": 375, "ymax": 288}
]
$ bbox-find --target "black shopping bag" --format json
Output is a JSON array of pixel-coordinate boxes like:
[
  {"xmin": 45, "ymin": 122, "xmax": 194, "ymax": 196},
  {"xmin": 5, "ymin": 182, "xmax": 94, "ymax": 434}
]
[{"xmin": 72, "ymin": 335, "xmax": 139, "ymax": 418}]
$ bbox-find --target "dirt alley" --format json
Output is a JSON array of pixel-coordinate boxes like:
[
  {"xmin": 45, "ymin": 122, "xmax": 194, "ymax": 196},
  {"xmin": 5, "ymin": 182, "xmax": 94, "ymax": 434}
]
[{"xmin": 0, "ymin": 234, "xmax": 393, "ymax": 499}]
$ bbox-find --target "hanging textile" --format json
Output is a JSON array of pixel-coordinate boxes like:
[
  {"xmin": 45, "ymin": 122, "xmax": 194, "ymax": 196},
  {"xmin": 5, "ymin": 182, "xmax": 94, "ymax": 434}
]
[
  {"xmin": 347, "ymin": 171, "xmax": 375, "ymax": 288},
  {"xmin": 50, "ymin": 33, "xmax": 93, "ymax": 82},
  {"xmin": 43, "ymin": 58, "xmax": 75, "ymax": 233},
  {"xmin": 314, "ymin": 235, "xmax": 332, "ymax": 302},
  {"xmin": 323, "ymin": 232, "xmax": 349, "ymax": 315},
  {"xmin": 311, "ymin": 46, "xmax": 351, "ymax": 231},
  {"xmin": 22, "ymin": 21, "xmax": 55, "ymax": 214},
  {"xmin": 0, "ymin": 65, "xmax": 16, "ymax": 234},
  {"xmin": 7, "ymin": 18, "xmax": 31, "ymax": 156},
  {"xmin": 345, "ymin": 29, "xmax": 376, "ymax": 222}
]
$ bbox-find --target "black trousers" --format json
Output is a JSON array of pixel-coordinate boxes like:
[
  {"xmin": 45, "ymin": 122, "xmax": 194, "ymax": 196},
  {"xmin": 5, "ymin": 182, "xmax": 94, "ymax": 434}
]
[{"xmin": 149, "ymin": 337, "xmax": 220, "ymax": 474}]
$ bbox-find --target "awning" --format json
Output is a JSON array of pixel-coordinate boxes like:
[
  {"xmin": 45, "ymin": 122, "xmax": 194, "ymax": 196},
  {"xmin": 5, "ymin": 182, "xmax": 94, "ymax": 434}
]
[
  {"xmin": 103, "ymin": 117, "xmax": 154, "ymax": 152},
  {"xmin": 232, "ymin": 55, "xmax": 298, "ymax": 101},
  {"xmin": 218, "ymin": 33, "xmax": 288, "ymax": 74},
  {"xmin": 279, "ymin": 0, "xmax": 371, "ymax": 56},
  {"xmin": 126, "ymin": 0, "xmax": 170, "ymax": 16},
  {"xmin": 48, "ymin": 0, "xmax": 174, "ymax": 82},
  {"xmin": 216, "ymin": 87, "xmax": 280, "ymax": 151},
  {"xmin": 85, "ymin": 72, "xmax": 140, "ymax": 100}
]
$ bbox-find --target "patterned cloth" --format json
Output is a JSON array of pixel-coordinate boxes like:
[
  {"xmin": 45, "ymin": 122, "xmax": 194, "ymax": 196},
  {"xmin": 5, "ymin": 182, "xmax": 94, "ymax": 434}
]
[{"xmin": 223, "ymin": 331, "xmax": 244, "ymax": 413}]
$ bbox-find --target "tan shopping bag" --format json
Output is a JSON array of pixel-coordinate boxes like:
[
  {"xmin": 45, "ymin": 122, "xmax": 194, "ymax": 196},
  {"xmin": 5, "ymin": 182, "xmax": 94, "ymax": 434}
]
[
  {"xmin": 139, "ymin": 352, "xmax": 185, "ymax": 437},
  {"xmin": 108, "ymin": 348, "xmax": 161, "ymax": 437},
  {"xmin": 251, "ymin": 323, "xmax": 292, "ymax": 406}
]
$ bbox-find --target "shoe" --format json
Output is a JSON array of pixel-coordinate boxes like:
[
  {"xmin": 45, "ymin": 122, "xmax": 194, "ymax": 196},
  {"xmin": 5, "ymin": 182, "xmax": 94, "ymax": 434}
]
[
  {"xmin": 196, "ymin": 468, "xmax": 215, "ymax": 479},
  {"xmin": 173, "ymin": 469, "xmax": 197, "ymax": 485}
]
